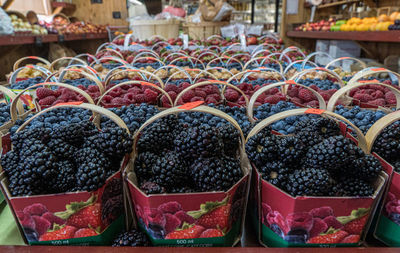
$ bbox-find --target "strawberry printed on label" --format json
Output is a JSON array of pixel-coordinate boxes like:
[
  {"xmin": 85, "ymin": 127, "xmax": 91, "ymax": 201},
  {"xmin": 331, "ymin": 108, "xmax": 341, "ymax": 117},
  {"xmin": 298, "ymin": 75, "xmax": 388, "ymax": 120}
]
[
  {"xmin": 307, "ymin": 228, "xmax": 348, "ymax": 244},
  {"xmin": 165, "ymin": 224, "xmax": 205, "ymax": 239},
  {"xmin": 337, "ymin": 208, "xmax": 370, "ymax": 235},
  {"xmin": 39, "ymin": 225, "xmax": 78, "ymax": 241},
  {"xmin": 188, "ymin": 197, "xmax": 231, "ymax": 231}
]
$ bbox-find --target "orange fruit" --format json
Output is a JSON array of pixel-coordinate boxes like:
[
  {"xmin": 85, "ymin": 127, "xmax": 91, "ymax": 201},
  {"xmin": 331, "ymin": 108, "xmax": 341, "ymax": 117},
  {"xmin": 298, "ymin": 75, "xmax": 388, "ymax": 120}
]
[
  {"xmin": 390, "ymin": 12, "xmax": 399, "ymax": 21},
  {"xmin": 378, "ymin": 14, "xmax": 389, "ymax": 22}
]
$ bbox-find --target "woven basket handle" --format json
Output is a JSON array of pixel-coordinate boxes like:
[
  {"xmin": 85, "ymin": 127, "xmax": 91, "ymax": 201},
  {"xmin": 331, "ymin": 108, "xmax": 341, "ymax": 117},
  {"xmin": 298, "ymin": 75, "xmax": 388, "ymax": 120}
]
[
  {"xmin": 325, "ymin": 57, "xmax": 367, "ymax": 70},
  {"xmin": 243, "ymin": 56, "xmax": 283, "ymax": 73},
  {"xmin": 104, "ymin": 68, "xmax": 165, "ymax": 89},
  {"xmin": 290, "ymin": 67, "xmax": 345, "ymax": 88},
  {"xmin": 9, "ymin": 65, "xmax": 54, "ymax": 84},
  {"xmin": 56, "ymin": 67, "xmax": 105, "ymax": 94},
  {"xmin": 49, "ymin": 57, "xmax": 87, "ymax": 72},
  {"xmin": 347, "ymin": 68, "xmax": 400, "ymax": 86},
  {"xmin": 13, "ymin": 56, "xmax": 50, "ymax": 71}
]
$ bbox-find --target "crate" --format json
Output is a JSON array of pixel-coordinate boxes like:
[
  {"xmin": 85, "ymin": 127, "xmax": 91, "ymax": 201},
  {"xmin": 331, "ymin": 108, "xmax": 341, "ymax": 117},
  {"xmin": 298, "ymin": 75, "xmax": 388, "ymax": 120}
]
[
  {"xmin": 130, "ymin": 19, "xmax": 181, "ymax": 41},
  {"xmin": 182, "ymin": 21, "xmax": 229, "ymax": 40},
  {"xmin": 377, "ymin": 6, "xmax": 400, "ymax": 16}
]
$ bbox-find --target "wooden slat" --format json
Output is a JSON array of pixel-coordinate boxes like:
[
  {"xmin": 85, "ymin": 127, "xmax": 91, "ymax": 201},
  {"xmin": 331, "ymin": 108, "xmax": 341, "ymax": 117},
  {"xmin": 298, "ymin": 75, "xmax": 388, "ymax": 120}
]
[{"xmin": 287, "ymin": 31, "xmax": 400, "ymax": 43}]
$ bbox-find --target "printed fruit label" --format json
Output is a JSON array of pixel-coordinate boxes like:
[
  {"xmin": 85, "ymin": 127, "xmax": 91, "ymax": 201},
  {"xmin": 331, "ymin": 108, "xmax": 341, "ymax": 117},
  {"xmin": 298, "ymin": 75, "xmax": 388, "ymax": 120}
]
[
  {"xmin": 128, "ymin": 176, "xmax": 248, "ymax": 246},
  {"xmin": 9, "ymin": 173, "xmax": 124, "ymax": 246},
  {"xmin": 375, "ymin": 171, "xmax": 400, "ymax": 246}
]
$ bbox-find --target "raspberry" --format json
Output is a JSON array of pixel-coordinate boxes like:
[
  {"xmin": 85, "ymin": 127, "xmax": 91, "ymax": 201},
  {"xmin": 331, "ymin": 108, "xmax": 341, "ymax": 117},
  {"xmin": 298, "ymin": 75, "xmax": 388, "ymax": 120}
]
[
  {"xmin": 267, "ymin": 87, "xmax": 280, "ymax": 95},
  {"xmin": 368, "ymin": 98, "xmax": 385, "ymax": 106},
  {"xmin": 32, "ymin": 215, "xmax": 51, "ymax": 236},
  {"xmin": 134, "ymin": 94, "xmax": 146, "ymax": 104},
  {"xmin": 143, "ymin": 208, "xmax": 166, "ymax": 227},
  {"xmin": 353, "ymin": 93, "xmax": 373, "ymax": 102},
  {"xmin": 181, "ymin": 90, "xmax": 195, "ymax": 102},
  {"xmin": 190, "ymin": 96, "xmax": 204, "ymax": 102},
  {"xmin": 264, "ymin": 95, "xmax": 283, "ymax": 104},
  {"xmin": 88, "ymin": 85, "xmax": 99, "ymax": 93},
  {"xmin": 124, "ymin": 93, "xmax": 135, "ymax": 101},
  {"xmin": 111, "ymin": 97, "xmax": 125, "ymax": 105},
  {"xmin": 298, "ymin": 88, "xmax": 314, "ymax": 102},
  {"xmin": 174, "ymin": 210, "xmax": 195, "ymax": 226},
  {"xmin": 205, "ymin": 96, "xmax": 218, "ymax": 104},
  {"xmin": 305, "ymin": 100, "xmax": 319, "ymax": 107},
  {"xmin": 287, "ymin": 86, "xmax": 299, "ymax": 97},
  {"xmin": 290, "ymin": 97, "xmax": 303, "ymax": 104},
  {"xmin": 165, "ymin": 84, "xmax": 179, "ymax": 93},
  {"xmin": 286, "ymin": 212, "xmax": 313, "ymax": 232},
  {"xmin": 224, "ymin": 89, "xmax": 239, "ymax": 102},
  {"xmin": 309, "ymin": 84, "xmax": 320, "ymax": 91},
  {"xmin": 323, "ymin": 216, "xmax": 343, "ymax": 230},
  {"xmin": 208, "ymin": 93, "xmax": 222, "ymax": 101},
  {"xmin": 373, "ymin": 90, "xmax": 384, "ymax": 99},
  {"xmin": 195, "ymin": 90, "xmax": 207, "ymax": 98},
  {"xmin": 144, "ymin": 88, "xmax": 158, "ymax": 103},
  {"xmin": 164, "ymin": 213, "xmax": 181, "ymax": 234},
  {"xmin": 158, "ymin": 201, "xmax": 182, "ymax": 214},
  {"xmin": 36, "ymin": 88, "xmax": 55, "ymax": 99},
  {"xmin": 319, "ymin": 91, "xmax": 331, "ymax": 101},
  {"xmin": 385, "ymin": 91, "xmax": 396, "ymax": 104},
  {"xmin": 109, "ymin": 89, "xmax": 122, "ymax": 98},
  {"xmin": 16, "ymin": 211, "xmax": 35, "ymax": 230},
  {"xmin": 128, "ymin": 87, "xmax": 142, "ymax": 95},
  {"xmin": 102, "ymin": 95, "xmax": 113, "ymax": 103},
  {"xmin": 266, "ymin": 211, "xmax": 290, "ymax": 234},
  {"xmin": 181, "ymin": 82, "xmax": 191, "ymax": 89},
  {"xmin": 39, "ymin": 96, "xmax": 57, "ymax": 106},
  {"xmin": 349, "ymin": 88, "xmax": 360, "ymax": 97},
  {"xmin": 309, "ymin": 218, "xmax": 328, "ymax": 238},
  {"xmin": 255, "ymin": 93, "xmax": 267, "ymax": 103},
  {"xmin": 41, "ymin": 212, "xmax": 66, "ymax": 226},
  {"xmin": 310, "ymin": 206, "xmax": 333, "ymax": 219}
]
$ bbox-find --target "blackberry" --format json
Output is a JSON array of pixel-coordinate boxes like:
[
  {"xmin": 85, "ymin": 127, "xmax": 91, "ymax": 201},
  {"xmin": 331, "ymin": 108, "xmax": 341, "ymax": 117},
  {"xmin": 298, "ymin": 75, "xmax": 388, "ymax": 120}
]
[
  {"xmin": 76, "ymin": 161, "xmax": 108, "ymax": 192},
  {"xmin": 140, "ymin": 181, "xmax": 166, "ymax": 195},
  {"xmin": 134, "ymin": 152, "xmax": 159, "ymax": 184},
  {"xmin": 170, "ymin": 186, "xmax": 195, "ymax": 193},
  {"xmin": 192, "ymin": 155, "xmax": 242, "ymax": 192},
  {"xmin": 335, "ymin": 178, "xmax": 374, "ymax": 197},
  {"xmin": 260, "ymin": 161, "xmax": 290, "ymax": 189},
  {"xmin": 45, "ymin": 138, "xmax": 77, "ymax": 159},
  {"xmin": 246, "ymin": 134, "xmax": 279, "ymax": 168},
  {"xmin": 295, "ymin": 117, "xmax": 341, "ymax": 137},
  {"xmin": 351, "ymin": 154, "xmax": 382, "ymax": 182},
  {"xmin": 112, "ymin": 229, "xmax": 150, "ymax": 247},
  {"xmin": 286, "ymin": 168, "xmax": 333, "ymax": 197},
  {"xmin": 101, "ymin": 178, "xmax": 123, "ymax": 203},
  {"xmin": 85, "ymin": 127, "xmax": 133, "ymax": 159},
  {"xmin": 1, "ymin": 150, "xmax": 19, "ymax": 174},
  {"xmin": 102, "ymin": 195, "xmax": 123, "ymax": 226},
  {"xmin": 152, "ymin": 152, "xmax": 188, "ymax": 191},
  {"xmin": 174, "ymin": 124, "xmax": 223, "ymax": 160},
  {"xmin": 295, "ymin": 130, "xmax": 323, "ymax": 147},
  {"xmin": 218, "ymin": 124, "xmax": 240, "ymax": 157},
  {"xmin": 372, "ymin": 121, "xmax": 400, "ymax": 163},
  {"xmin": 51, "ymin": 160, "xmax": 76, "ymax": 193},
  {"xmin": 137, "ymin": 115, "xmax": 180, "ymax": 153},
  {"xmin": 11, "ymin": 128, "xmax": 51, "ymax": 150},
  {"xmin": 52, "ymin": 120, "xmax": 96, "ymax": 146},
  {"xmin": 276, "ymin": 136, "xmax": 306, "ymax": 167},
  {"xmin": 304, "ymin": 136, "xmax": 362, "ymax": 175}
]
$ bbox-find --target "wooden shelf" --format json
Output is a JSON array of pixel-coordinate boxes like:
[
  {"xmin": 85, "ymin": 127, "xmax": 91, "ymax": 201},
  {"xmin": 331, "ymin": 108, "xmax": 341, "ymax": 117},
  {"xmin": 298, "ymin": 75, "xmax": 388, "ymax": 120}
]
[
  {"xmin": 3, "ymin": 246, "xmax": 400, "ymax": 253},
  {"xmin": 51, "ymin": 2, "xmax": 76, "ymax": 15},
  {"xmin": 316, "ymin": 0, "xmax": 359, "ymax": 9},
  {"xmin": 287, "ymin": 30, "xmax": 400, "ymax": 42},
  {"xmin": 0, "ymin": 33, "xmax": 108, "ymax": 46}
]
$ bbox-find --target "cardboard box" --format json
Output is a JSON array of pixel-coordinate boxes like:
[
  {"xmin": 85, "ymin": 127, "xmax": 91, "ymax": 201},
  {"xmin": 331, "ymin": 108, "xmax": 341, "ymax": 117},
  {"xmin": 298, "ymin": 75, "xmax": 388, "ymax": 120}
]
[
  {"xmin": 329, "ymin": 40, "xmax": 361, "ymax": 59},
  {"xmin": 315, "ymin": 40, "xmax": 331, "ymax": 66}
]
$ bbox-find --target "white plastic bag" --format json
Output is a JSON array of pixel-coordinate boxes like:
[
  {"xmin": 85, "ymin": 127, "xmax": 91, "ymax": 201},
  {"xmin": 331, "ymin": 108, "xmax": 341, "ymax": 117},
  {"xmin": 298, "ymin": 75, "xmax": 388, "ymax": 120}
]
[
  {"xmin": 0, "ymin": 8, "xmax": 14, "ymax": 35},
  {"xmin": 213, "ymin": 2, "xmax": 234, "ymax": 22}
]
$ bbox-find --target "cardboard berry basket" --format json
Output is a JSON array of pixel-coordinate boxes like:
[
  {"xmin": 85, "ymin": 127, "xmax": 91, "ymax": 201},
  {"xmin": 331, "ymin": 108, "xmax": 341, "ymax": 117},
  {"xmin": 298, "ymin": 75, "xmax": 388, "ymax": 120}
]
[
  {"xmin": 246, "ymin": 81, "xmax": 327, "ymax": 120},
  {"xmin": 367, "ymin": 111, "xmax": 400, "ymax": 246},
  {"xmin": 96, "ymin": 80, "xmax": 173, "ymax": 109},
  {"xmin": 243, "ymin": 57, "xmax": 283, "ymax": 73},
  {"xmin": 246, "ymin": 108, "xmax": 389, "ymax": 247},
  {"xmin": 346, "ymin": 67, "xmax": 400, "ymax": 87},
  {"xmin": 125, "ymin": 104, "xmax": 251, "ymax": 246},
  {"xmin": 0, "ymin": 103, "xmax": 131, "ymax": 246},
  {"xmin": 12, "ymin": 56, "xmax": 51, "ymax": 72},
  {"xmin": 14, "ymin": 82, "xmax": 96, "ymax": 112},
  {"xmin": 8, "ymin": 65, "xmax": 57, "ymax": 109}
]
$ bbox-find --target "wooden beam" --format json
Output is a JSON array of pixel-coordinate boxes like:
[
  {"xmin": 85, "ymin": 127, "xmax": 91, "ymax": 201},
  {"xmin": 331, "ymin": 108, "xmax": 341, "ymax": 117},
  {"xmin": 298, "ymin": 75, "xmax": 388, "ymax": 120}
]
[{"xmin": 1, "ymin": 0, "xmax": 15, "ymax": 10}]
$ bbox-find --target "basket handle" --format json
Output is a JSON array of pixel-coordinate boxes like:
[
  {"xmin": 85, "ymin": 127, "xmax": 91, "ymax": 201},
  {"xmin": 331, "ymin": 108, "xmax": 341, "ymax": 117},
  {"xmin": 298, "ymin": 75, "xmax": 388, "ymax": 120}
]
[
  {"xmin": 170, "ymin": 56, "xmax": 205, "ymax": 69},
  {"xmin": 96, "ymin": 48, "xmax": 124, "ymax": 59},
  {"xmin": 283, "ymin": 60, "xmax": 318, "ymax": 77},
  {"xmin": 49, "ymin": 57, "xmax": 87, "ymax": 72},
  {"xmin": 240, "ymin": 67, "xmax": 286, "ymax": 83},
  {"xmin": 96, "ymin": 80, "xmax": 173, "ymax": 107},
  {"xmin": 56, "ymin": 67, "xmax": 105, "ymax": 94},
  {"xmin": 365, "ymin": 110, "xmax": 400, "ymax": 153},
  {"xmin": 325, "ymin": 57, "xmax": 367, "ymax": 70},
  {"xmin": 10, "ymin": 82, "xmax": 95, "ymax": 121},
  {"xmin": 104, "ymin": 68, "xmax": 165, "ymax": 89},
  {"xmin": 73, "ymin": 53, "xmax": 99, "ymax": 65},
  {"xmin": 131, "ymin": 57, "xmax": 165, "ymax": 67},
  {"xmin": 280, "ymin": 46, "xmax": 306, "ymax": 59},
  {"xmin": 291, "ymin": 67, "xmax": 345, "ymax": 87},
  {"xmin": 13, "ymin": 56, "xmax": 50, "ymax": 71},
  {"xmin": 133, "ymin": 105, "xmax": 245, "ymax": 154},
  {"xmin": 206, "ymin": 56, "xmax": 243, "ymax": 70},
  {"xmin": 301, "ymin": 52, "xmax": 334, "ymax": 70},
  {"xmin": 205, "ymin": 67, "xmax": 238, "ymax": 82},
  {"xmin": 174, "ymin": 80, "xmax": 249, "ymax": 107},
  {"xmin": 347, "ymin": 68, "xmax": 400, "ymax": 86},
  {"xmin": 243, "ymin": 56, "xmax": 283, "ymax": 73},
  {"xmin": 9, "ymin": 65, "xmax": 54, "ymax": 84},
  {"xmin": 155, "ymin": 65, "xmax": 192, "ymax": 84},
  {"xmin": 192, "ymin": 69, "xmax": 223, "ymax": 84},
  {"xmin": 91, "ymin": 56, "xmax": 130, "ymax": 68},
  {"xmin": 103, "ymin": 66, "xmax": 145, "ymax": 83},
  {"xmin": 247, "ymin": 80, "xmax": 327, "ymax": 122},
  {"xmin": 246, "ymin": 108, "xmax": 368, "ymax": 153},
  {"xmin": 16, "ymin": 102, "xmax": 129, "ymax": 134},
  {"xmin": 134, "ymin": 52, "xmax": 160, "ymax": 61},
  {"xmin": 327, "ymin": 81, "xmax": 400, "ymax": 111}
]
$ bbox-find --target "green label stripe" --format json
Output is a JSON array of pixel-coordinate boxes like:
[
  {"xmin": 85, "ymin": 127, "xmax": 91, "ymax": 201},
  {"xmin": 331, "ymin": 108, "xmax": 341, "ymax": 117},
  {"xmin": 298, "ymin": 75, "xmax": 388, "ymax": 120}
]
[{"xmin": 375, "ymin": 215, "xmax": 400, "ymax": 246}]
